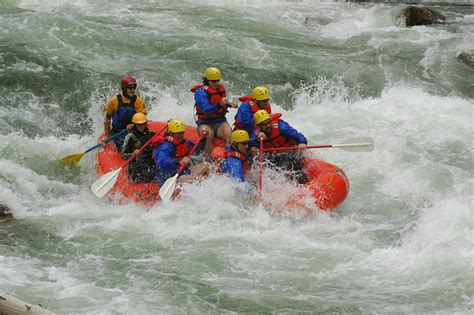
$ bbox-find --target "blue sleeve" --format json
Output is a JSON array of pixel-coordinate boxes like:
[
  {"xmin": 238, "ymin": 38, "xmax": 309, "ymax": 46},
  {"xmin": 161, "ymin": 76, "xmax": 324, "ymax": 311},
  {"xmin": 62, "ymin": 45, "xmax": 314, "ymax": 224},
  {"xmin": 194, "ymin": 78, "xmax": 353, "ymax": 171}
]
[
  {"xmin": 195, "ymin": 88, "xmax": 220, "ymax": 114},
  {"xmin": 221, "ymin": 157, "xmax": 245, "ymax": 182},
  {"xmin": 154, "ymin": 142, "xmax": 179, "ymax": 173},
  {"xmin": 279, "ymin": 120, "xmax": 307, "ymax": 144},
  {"xmin": 235, "ymin": 102, "xmax": 255, "ymax": 132}
]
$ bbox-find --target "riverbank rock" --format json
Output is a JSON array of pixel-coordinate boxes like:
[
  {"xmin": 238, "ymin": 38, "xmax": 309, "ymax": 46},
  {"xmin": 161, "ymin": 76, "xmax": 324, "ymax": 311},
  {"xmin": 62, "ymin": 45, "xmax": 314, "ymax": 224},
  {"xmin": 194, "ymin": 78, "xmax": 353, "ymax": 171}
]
[
  {"xmin": 458, "ymin": 52, "xmax": 474, "ymax": 69},
  {"xmin": 0, "ymin": 204, "xmax": 13, "ymax": 221},
  {"xmin": 401, "ymin": 6, "xmax": 446, "ymax": 27}
]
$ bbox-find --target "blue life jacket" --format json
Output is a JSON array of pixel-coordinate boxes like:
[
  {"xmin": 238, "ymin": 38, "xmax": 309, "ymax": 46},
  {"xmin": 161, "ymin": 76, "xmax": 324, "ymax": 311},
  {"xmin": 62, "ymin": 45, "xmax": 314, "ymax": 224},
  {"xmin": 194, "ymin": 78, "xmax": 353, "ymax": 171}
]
[{"xmin": 112, "ymin": 95, "xmax": 136, "ymax": 132}]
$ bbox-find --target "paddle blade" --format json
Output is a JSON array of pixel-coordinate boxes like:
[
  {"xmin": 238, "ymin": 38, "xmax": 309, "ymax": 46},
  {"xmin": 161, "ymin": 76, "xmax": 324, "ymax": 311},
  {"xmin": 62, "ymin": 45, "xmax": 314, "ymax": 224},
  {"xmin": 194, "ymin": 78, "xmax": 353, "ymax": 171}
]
[
  {"xmin": 159, "ymin": 174, "xmax": 179, "ymax": 203},
  {"xmin": 60, "ymin": 152, "xmax": 86, "ymax": 165},
  {"xmin": 335, "ymin": 137, "xmax": 374, "ymax": 152},
  {"xmin": 91, "ymin": 168, "xmax": 122, "ymax": 198}
]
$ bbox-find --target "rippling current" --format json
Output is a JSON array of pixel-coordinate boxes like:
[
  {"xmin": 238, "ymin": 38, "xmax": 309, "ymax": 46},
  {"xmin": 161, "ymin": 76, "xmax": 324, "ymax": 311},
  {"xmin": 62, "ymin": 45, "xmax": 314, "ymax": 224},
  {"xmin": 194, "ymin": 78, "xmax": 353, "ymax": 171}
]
[{"xmin": 1, "ymin": 0, "xmax": 473, "ymax": 313}]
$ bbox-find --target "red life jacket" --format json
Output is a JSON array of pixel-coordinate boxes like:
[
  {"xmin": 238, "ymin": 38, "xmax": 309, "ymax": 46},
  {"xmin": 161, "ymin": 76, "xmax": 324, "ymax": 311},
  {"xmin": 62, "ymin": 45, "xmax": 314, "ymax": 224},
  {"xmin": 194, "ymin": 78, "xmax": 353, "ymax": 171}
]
[
  {"xmin": 234, "ymin": 96, "xmax": 272, "ymax": 130},
  {"xmin": 261, "ymin": 113, "xmax": 296, "ymax": 150},
  {"xmin": 165, "ymin": 136, "xmax": 191, "ymax": 160},
  {"xmin": 225, "ymin": 149, "xmax": 249, "ymax": 173},
  {"xmin": 191, "ymin": 84, "xmax": 228, "ymax": 120}
]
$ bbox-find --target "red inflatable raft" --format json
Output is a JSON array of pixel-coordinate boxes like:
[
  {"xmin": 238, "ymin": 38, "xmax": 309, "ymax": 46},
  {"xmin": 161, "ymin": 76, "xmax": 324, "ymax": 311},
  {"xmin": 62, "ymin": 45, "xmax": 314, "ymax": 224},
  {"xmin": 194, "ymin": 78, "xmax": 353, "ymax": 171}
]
[{"xmin": 95, "ymin": 121, "xmax": 349, "ymax": 211}]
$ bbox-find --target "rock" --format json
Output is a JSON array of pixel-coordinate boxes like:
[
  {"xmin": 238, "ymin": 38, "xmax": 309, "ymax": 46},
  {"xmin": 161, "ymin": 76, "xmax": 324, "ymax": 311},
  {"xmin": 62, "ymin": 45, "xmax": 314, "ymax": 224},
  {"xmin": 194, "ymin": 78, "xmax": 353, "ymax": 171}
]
[
  {"xmin": 0, "ymin": 293, "xmax": 55, "ymax": 314},
  {"xmin": 458, "ymin": 52, "xmax": 474, "ymax": 69},
  {"xmin": 401, "ymin": 6, "xmax": 446, "ymax": 27},
  {"xmin": 0, "ymin": 204, "xmax": 13, "ymax": 220}
]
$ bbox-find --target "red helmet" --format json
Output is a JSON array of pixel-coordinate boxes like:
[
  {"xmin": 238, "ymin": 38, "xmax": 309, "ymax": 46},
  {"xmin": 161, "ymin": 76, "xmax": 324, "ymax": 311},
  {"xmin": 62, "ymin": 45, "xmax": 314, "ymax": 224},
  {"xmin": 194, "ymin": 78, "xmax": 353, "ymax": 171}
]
[{"xmin": 120, "ymin": 76, "xmax": 137, "ymax": 89}]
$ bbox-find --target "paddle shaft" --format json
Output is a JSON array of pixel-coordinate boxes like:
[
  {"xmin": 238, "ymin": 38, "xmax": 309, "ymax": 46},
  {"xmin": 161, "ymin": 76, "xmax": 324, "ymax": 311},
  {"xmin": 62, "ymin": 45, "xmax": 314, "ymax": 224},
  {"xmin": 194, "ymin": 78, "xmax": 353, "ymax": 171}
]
[
  {"xmin": 259, "ymin": 139, "xmax": 263, "ymax": 193},
  {"xmin": 264, "ymin": 144, "xmax": 331, "ymax": 152},
  {"xmin": 84, "ymin": 130, "xmax": 128, "ymax": 153}
]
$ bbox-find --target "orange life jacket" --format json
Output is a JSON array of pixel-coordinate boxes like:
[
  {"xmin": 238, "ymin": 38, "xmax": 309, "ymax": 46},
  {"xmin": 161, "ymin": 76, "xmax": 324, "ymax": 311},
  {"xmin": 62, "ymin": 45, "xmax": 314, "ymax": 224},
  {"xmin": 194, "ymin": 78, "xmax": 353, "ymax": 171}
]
[
  {"xmin": 165, "ymin": 136, "xmax": 191, "ymax": 160},
  {"xmin": 261, "ymin": 113, "xmax": 297, "ymax": 150},
  {"xmin": 191, "ymin": 84, "xmax": 228, "ymax": 120}
]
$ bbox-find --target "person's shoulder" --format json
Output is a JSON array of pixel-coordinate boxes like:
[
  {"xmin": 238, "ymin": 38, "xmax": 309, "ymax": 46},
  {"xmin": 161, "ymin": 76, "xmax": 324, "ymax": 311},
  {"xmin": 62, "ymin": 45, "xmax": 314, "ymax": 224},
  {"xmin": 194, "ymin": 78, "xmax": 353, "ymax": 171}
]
[{"xmin": 107, "ymin": 95, "xmax": 119, "ymax": 104}]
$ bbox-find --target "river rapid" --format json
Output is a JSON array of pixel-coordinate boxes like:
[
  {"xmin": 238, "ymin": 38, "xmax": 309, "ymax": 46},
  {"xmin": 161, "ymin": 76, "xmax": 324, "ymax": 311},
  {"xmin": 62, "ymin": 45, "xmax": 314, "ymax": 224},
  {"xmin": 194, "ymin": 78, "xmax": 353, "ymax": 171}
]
[{"xmin": 1, "ymin": 0, "xmax": 473, "ymax": 313}]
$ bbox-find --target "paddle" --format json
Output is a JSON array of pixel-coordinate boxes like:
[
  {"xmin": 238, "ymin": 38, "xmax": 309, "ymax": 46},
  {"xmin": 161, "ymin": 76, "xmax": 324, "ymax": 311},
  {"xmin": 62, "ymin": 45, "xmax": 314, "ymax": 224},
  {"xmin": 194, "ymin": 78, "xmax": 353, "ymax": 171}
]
[
  {"xmin": 60, "ymin": 130, "xmax": 128, "ymax": 165},
  {"xmin": 159, "ymin": 134, "xmax": 206, "ymax": 203},
  {"xmin": 263, "ymin": 137, "xmax": 374, "ymax": 153},
  {"xmin": 259, "ymin": 139, "xmax": 263, "ymax": 194},
  {"xmin": 91, "ymin": 126, "xmax": 167, "ymax": 198}
]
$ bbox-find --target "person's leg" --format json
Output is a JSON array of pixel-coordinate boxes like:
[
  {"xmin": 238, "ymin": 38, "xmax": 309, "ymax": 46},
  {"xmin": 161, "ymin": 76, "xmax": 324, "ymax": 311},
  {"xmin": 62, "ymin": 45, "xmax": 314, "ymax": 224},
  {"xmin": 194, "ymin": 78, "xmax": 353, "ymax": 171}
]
[
  {"xmin": 198, "ymin": 124, "xmax": 215, "ymax": 157},
  {"xmin": 216, "ymin": 121, "xmax": 232, "ymax": 145}
]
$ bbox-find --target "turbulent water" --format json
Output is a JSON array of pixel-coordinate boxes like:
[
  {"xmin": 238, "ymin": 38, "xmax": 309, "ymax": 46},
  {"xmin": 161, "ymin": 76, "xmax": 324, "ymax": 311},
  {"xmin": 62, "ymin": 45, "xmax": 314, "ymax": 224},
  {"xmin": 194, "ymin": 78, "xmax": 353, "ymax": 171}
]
[{"xmin": 1, "ymin": 0, "xmax": 473, "ymax": 313}]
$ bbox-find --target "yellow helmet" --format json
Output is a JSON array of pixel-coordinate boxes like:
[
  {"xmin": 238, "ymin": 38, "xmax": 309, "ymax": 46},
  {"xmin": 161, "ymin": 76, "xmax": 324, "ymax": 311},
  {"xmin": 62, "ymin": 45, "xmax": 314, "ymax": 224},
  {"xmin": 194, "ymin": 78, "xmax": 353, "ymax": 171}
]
[
  {"xmin": 168, "ymin": 119, "xmax": 186, "ymax": 133},
  {"xmin": 231, "ymin": 130, "xmax": 250, "ymax": 144},
  {"xmin": 252, "ymin": 86, "xmax": 270, "ymax": 101},
  {"xmin": 132, "ymin": 113, "xmax": 147, "ymax": 124},
  {"xmin": 203, "ymin": 67, "xmax": 222, "ymax": 81},
  {"xmin": 254, "ymin": 110, "xmax": 271, "ymax": 125}
]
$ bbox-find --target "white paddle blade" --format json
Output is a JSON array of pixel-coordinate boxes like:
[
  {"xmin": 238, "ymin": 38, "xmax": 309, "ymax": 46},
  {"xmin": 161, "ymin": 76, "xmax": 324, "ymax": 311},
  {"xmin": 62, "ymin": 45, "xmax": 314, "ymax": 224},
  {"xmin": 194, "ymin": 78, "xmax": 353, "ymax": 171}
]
[
  {"xmin": 159, "ymin": 174, "xmax": 179, "ymax": 203},
  {"xmin": 334, "ymin": 137, "xmax": 374, "ymax": 152},
  {"xmin": 91, "ymin": 168, "xmax": 122, "ymax": 198}
]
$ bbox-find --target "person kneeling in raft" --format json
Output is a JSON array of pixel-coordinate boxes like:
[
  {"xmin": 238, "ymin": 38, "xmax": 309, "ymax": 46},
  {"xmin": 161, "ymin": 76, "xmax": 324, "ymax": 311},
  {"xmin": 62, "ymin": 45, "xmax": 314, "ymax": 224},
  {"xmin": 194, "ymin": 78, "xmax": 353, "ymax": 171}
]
[
  {"xmin": 154, "ymin": 119, "xmax": 210, "ymax": 192},
  {"xmin": 120, "ymin": 113, "xmax": 156, "ymax": 183}
]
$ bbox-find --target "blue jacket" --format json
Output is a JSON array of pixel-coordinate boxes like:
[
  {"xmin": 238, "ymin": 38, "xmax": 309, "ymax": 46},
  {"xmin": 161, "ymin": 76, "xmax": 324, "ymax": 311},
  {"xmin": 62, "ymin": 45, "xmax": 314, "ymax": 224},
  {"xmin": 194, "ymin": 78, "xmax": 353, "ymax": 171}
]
[
  {"xmin": 250, "ymin": 119, "xmax": 307, "ymax": 148},
  {"xmin": 221, "ymin": 146, "xmax": 246, "ymax": 183},
  {"xmin": 221, "ymin": 146, "xmax": 255, "ymax": 198},
  {"xmin": 154, "ymin": 140, "xmax": 194, "ymax": 186},
  {"xmin": 194, "ymin": 88, "xmax": 226, "ymax": 125}
]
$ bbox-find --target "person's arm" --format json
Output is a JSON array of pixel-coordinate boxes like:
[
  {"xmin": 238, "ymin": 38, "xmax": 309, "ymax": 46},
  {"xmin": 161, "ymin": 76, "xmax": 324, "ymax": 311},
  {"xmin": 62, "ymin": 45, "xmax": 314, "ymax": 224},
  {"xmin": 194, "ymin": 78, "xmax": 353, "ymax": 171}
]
[
  {"xmin": 279, "ymin": 120, "xmax": 307, "ymax": 145},
  {"xmin": 194, "ymin": 89, "xmax": 221, "ymax": 114},
  {"xmin": 103, "ymin": 97, "xmax": 117, "ymax": 137},
  {"xmin": 155, "ymin": 142, "xmax": 179, "ymax": 173},
  {"xmin": 120, "ymin": 134, "xmax": 134, "ymax": 160}
]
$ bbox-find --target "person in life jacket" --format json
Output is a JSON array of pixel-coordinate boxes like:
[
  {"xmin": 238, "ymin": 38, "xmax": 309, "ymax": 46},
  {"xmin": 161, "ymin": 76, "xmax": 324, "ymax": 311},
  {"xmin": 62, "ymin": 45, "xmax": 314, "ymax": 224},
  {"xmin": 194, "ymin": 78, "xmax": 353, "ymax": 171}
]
[
  {"xmin": 191, "ymin": 67, "xmax": 238, "ymax": 158},
  {"xmin": 153, "ymin": 119, "xmax": 210, "ymax": 187},
  {"xmin": 252, "ymin": 110, "xmax": 309, "ymax": 184},
  {"xmin": 120, "ymin": 113, "xmax": 156, "ymax": 183},
  {"xmin": 219, "ymin": 130, "xmax": 260, "ymax": 202},
  {"xmin": 103, "ymin": 76, "xmax": 148, "ymax": 150},
  {"xmin": 233, "ymin": 86, "xmax": 272, "ymax": 135}
]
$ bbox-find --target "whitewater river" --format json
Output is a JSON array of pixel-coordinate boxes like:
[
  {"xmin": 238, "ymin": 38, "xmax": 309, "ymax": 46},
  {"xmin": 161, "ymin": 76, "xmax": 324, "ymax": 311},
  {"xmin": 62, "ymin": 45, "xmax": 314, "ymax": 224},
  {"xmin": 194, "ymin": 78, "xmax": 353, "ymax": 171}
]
[{"xmin": 1, "ymin": 0, "xmax": 473, "ymax": 313}]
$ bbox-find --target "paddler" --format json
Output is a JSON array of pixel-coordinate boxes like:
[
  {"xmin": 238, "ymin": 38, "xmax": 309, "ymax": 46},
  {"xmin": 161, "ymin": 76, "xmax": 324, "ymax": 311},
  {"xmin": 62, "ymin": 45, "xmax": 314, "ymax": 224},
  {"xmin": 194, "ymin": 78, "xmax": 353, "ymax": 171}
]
[
  {"xmin": 233, "ymin": 86, "xmax": 272, "ymax": 136},
  {"xmin": 103, "ymin": 76, "xmax": 148, "ymax": 150},
  {"xmin": 120, "ymin": 113, "xmax": 156, "ymax": 183},
  {"xmin": 154, "ymin": 119, "xmax": 210, "ymax": 187},
  {"xmin": 190, "ymin": 67, "xmax": 238, "ymax": 158},
  {"xmin": 252, "ymin": 110, "xmax": 309, "ymax": 184}
]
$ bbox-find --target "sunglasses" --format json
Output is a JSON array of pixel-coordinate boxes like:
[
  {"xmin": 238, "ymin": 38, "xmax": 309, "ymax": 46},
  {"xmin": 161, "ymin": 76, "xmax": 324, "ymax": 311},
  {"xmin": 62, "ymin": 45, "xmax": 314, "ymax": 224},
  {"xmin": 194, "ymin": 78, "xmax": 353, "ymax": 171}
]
[
  {"xmin": 126, "ymin": 86, "xmax": 137, "ymax": 90},
  {"xmin": 210, "ymin": 80, "xmax": 220, "ymax": 83}
]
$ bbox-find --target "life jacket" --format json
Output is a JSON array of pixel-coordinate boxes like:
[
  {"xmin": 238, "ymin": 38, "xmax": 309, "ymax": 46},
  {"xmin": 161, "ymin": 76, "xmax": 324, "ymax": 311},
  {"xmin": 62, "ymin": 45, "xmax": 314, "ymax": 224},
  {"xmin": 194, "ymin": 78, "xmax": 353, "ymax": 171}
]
[
  {"xmin": 234, "ymin": 96, "xmax": 272, "ymax": 130},
  {"xmin": 112, "ymin": 95, "xmax": 137, "ymax": 131},
  {"xmin": 225, "ymin": 149, "xmax": 249, "ymax": 173},
  {"xmin": 191, "ymin": 84, "xmax": 228, "ymax": 120},
  {"xmin": 164, "ymin": 135, "xmax": 191, "ymax": 160},
  {"xmin": 261, "ymin": 113, "xmax": 297, "ymax": 150}
]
